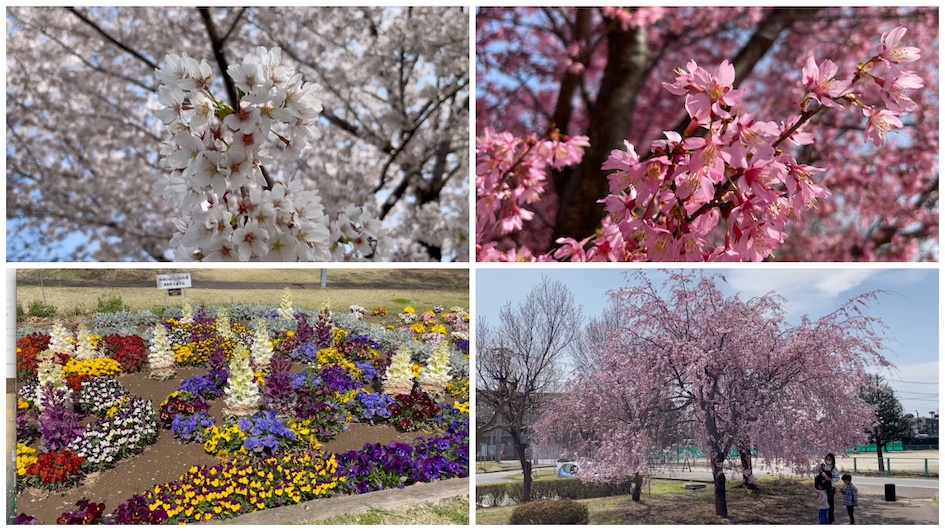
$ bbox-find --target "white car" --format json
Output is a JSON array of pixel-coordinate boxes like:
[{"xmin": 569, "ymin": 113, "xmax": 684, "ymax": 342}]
[{"xmin": 557, "ymin": 461, "xmax": 579, "ymax": 478}]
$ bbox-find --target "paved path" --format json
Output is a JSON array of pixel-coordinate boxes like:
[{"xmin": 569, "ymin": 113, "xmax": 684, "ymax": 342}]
[
  {"xmin": 476, "ymin": 470, "xmax": 521, "ymax": 485},
  {"xmin": 476, "ymin": 465, "xmax": 938, "ymax": 498},
  {"xmin": 217, "ymin": 477, "xmax": 469, "ymax": 525},
  {"xmin": 648, "ymin": 470, "xmax": 937, "ymax": 499}
]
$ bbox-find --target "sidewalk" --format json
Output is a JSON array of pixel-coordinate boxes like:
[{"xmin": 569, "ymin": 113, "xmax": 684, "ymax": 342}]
[{"xmin": 217, "ymin": 477, "xmax": 469, "ymax": 525}]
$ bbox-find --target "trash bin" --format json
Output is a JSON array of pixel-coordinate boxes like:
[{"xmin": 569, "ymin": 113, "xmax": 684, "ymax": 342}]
[{"xmin": 884, "ymin": 483, "xmax": 896, "ymax": 501}]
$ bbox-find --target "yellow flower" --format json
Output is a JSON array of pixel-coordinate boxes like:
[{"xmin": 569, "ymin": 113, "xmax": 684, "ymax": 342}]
[
  {"xmin": 403, "ymin": 306, "xmax": 416, "ymax": 314},
  {"xmin": 286, "ymin": 330, "xmax": 295, "ymax": 338},
  {"xmin": 16, "ymin": 444, "xmax": 37, "ymax": 476},
  {"xmin": 410, "ymin": 323, "xmax": 427, "ymax": 334},
  {"xmin": 411, "ymin": 363, "xmax": 422, "ymax": 378},
  {"xmin": 63, "ymin": 357, "xmax": 122, "ymax": 377},
  {"xmin": 17, "ymin": 398, "xmax": 29, "ymax": 410}
]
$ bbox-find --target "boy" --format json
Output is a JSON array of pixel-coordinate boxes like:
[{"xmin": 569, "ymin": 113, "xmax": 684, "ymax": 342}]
[
  {"xmin": 815, "ymin": 475, "xmax": 830, "ymax": 524},
  {"xmin": 839, "ymin": 473, "xmax": 859, "ymax": 524}
]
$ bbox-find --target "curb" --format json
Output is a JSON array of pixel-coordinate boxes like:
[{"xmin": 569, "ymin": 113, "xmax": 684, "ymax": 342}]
[{"xmin": 216, "ymin": 477, "xmax": 469, "ymax": 525}]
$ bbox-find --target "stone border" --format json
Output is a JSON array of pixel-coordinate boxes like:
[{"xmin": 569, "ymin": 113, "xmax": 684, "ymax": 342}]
[{"xmin": 215, "ymin": 477, "xmax": 469, "ymax": 525}]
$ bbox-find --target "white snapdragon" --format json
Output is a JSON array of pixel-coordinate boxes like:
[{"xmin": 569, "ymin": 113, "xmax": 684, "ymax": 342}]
[
  {"xmin": 249, "ymin": 319, "xmax": 274, "ymax": 370},
  {"xmin": 383, "ymin": 345, "xmax": 415, "ymax": 396},
  {"xmin": 224, "ymin": 347, "xmax": 261, "ymax": 417},
  {"xmin": 215, "ymin": 307, "xmax": 234, "ymax": 339},
  {"xmin": 48, "ymin": 321, "xmax": 75, "ymax": 356},
  {"xmin": 419, "ymin": 340, "xmax": 452, "ymax": 399},
  {"xmin": 278, "ymin": 287, "xmax": 294, "ymax": 320},
  {"xmin": 36, "ymin": 349, "xmax": 68, "ymax": 410},
  {"xmin": 181, "ymin": 301, "xmax": 194, "ymax": 325},
  {"xmin": 148, "ymin": 323, "xmax": 177, "ymax": 380},
  {"xmin": 74, "ymin": 324, "xmax": 97, "ymax": 360},
  {"xmin": 155, "ymin": 46, "xmax": 386, "ymax": 262}
]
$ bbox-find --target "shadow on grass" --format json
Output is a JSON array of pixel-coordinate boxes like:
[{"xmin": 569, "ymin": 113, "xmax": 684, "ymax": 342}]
[{"xmin": 476, "ymin": 479, "xmax": 939, "ymax": 525}]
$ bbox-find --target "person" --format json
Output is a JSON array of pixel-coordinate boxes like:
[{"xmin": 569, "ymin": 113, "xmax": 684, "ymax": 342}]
[
  {"xmin": 814, "ymin": 475, "xmax": 831, "ymax": 524},
  {"xmin": 818, "ymin": 453, "xmax": 841, "ymax": 523},
  {"xmin": 840, "ymin": 473, "xmax": 859, "ymax": 524}
]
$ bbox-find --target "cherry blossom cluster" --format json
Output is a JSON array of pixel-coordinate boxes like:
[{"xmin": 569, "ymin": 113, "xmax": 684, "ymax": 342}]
[
  {"xmin": 554, "ymin": 27, "xmax": 923, "ymax": 262},
  {"xmin": 154, "ymin": 47, "xmax": 389, "ymax": 261},
  {"xmin": 475, "ymin": 128, "xmax": 588, "ymax": 261},
  {"xmin": 476, "ymin": 26, "xmax": 924, "ymax": 262}
]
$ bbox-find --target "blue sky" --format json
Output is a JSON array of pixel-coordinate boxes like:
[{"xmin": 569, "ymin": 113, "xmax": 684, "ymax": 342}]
[{"xmin": 476, "ymin": 267, "xmax": 939, "ymax": 416}]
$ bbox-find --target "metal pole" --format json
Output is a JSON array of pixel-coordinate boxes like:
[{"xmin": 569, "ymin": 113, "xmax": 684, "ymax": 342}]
[
  {"xmin": 886, "ymin": 457, "xmax": 891, "ymax": 476},
  {"xmin": 320, "ymin": 269, "xmax": 327, "ymax": 288},
  {"xmin": 925, "ymin": 459, "xmax": 928, "ymax": 477},
  {"xmin": 853, "ymin": 457, "xmax": 857, "ymax": 473}
]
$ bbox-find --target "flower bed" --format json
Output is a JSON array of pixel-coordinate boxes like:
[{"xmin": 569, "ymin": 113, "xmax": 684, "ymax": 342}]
[{"xmin": 16, "ymin": 302, "xmax": 470, "ymax": 524}]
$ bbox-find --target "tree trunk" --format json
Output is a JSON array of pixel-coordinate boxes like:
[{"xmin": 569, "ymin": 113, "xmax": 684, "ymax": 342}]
[
  {"xmin": 553, "ymin": 24, "xmax": 648, "ymax": 241},
  {"xmin": 511, "ymin": 429, "xmax": 533, "ymax": 502},
  {"xmin": 737, "ymin": 443, "xmax": 760, "ymax": 491},
  {"xmin": 877, "ymin": 440, "xmax": 885, "ymax": 472},
  {"xmin": 710, "ymin": 453, "xmax": 729, "ymax": 518},
  {"xmin": 631, "ymin": 472, "xmax": 643, "ymax": 502}
]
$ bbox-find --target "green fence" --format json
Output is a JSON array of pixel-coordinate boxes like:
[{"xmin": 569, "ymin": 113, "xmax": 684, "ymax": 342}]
[{"xmin": 849, "ymin": 456, "xmax": 938, "ymax": 477}]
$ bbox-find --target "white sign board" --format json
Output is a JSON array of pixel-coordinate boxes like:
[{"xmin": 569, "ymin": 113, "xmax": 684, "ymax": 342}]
[{"xmin": 156, "ymin": 273, "xmax": 192, "ymax": 289}]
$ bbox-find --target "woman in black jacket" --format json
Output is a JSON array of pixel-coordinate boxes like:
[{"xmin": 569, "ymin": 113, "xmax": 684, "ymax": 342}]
[{"xmin": 818, "ymin": 452, "xmax": 841, "ymax": 523}]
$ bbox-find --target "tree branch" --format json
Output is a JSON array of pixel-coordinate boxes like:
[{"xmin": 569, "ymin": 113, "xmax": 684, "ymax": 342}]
[{"xmin": 67, "ymin": 7, "xmax": 159, "ymax": 70}]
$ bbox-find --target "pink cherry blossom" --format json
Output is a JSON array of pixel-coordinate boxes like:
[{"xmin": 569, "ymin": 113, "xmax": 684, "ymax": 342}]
[
  {"xmin": 477, "ymin": 9, "xmax": 933, "ymax": 262},
  {"xmin": 534, "ymin": 271, "xmax": 893, "ymax": 518},
  {"xmin": 863, "ymin": 108, "xmax": 904, "ymax": 146},
  {"xmin": 878, "ymin": 26, "xmax": 921, "ymax": 64}
]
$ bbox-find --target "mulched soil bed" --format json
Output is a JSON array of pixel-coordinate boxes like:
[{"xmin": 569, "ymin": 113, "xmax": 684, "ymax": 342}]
[{"xmin": 16, "ymin": 368, "xmax": 437, "ymax": 524}]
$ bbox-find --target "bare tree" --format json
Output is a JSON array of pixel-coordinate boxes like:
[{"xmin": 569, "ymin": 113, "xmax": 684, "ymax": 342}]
[
  {"xmin": 568, "ymin": 298, "xmax": 627, "ymax": 370},
  {"xmin": 476, "ymin": 276, "xmax": 583, "ymax": 502}
]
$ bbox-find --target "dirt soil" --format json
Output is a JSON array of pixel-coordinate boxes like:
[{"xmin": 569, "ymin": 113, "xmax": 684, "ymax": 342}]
[{"xmin": 16, "ymin": 368, "xmax": 439, "ymax": 524}]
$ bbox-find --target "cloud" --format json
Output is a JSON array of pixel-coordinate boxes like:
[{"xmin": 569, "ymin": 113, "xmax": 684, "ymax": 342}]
[
  {"xmin": 724, "ymin": 269, "xmax": 881, "ymax": 300},
  {"xmin": 719, "ymin": 269, "xmax": 887, "ymax": 317}
]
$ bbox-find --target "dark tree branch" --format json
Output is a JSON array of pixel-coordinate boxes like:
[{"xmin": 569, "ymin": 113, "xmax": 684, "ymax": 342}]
[
  {"xmin": 67, "ymin": 7, "xmax": 159, "ymax": 70},
  {"xmin": 222, "ymin": 7, "xmax": 247, "ymax": 42},
  {"xmin": 198, "ymin": 7, "xmax": 274, "ymax": 191}
]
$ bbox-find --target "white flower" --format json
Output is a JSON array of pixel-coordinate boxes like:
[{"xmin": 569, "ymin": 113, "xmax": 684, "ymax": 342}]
[
  {"xmin": 155, "ymin": 46, "xmax": 391, "ymax": 263},
  {"xmin": 189, "ymin": 150, "xmax": 230, "ymax": 196},
  {"xmin": 223, "ymin": 105, "xmax": 262, "ymax": 135},
  {"xmin": 232, "ymin": 219, "xmax": 270, "ymax": 260},
  {"xmin": 227, "ymin": 62, "xmax": 267, "ymax": 95},
  {"xmin": 190, "ymin": 92, "xmax": 215, "ymax": 130},
  {"xmin": 156, "ymin": 85, "xmax": 186, "ymax": 125}
]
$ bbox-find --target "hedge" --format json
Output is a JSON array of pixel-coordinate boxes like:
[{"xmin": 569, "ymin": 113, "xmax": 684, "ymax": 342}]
[{"xmin": 476, "ymin": 477, "xmax": 633, "ymax": 508}]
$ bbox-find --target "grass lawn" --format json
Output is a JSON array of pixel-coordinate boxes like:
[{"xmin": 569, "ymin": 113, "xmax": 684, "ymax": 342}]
[
  {"xmin": 15, "ymin": 268, "xmax": 469, "ymax": 289},
  {"xmin": 476, "ymin": 478, "xmax": 837, "ymax": 525},
  {"xmin": 311, "ymin": 496, "xmax": 469, "ymax": 525},
  {"xmin": 16, "ymin": 269, "xmax": 468, "ymax": 320}
]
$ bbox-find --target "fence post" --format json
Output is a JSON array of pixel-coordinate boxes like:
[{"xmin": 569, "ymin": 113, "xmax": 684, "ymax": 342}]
[
  {"xmin": 853, "ymin": 457, "xmax": 857, "ymax": 474},
  {"xmin": 924, "ymin": 459, "xmax": 928, "ymax": 477},
  {"xmin": 886, "ymin": 458, "xmax": 891, "ymax": 476}
]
